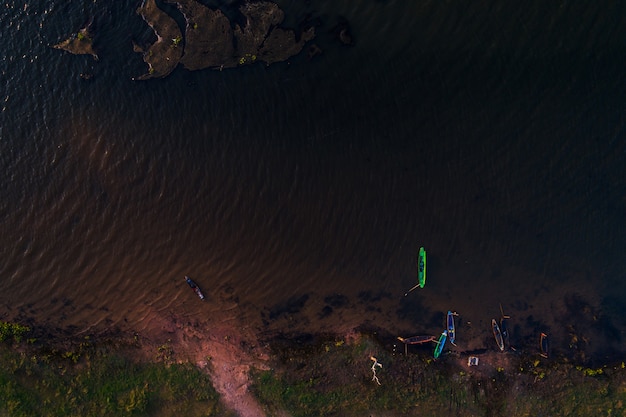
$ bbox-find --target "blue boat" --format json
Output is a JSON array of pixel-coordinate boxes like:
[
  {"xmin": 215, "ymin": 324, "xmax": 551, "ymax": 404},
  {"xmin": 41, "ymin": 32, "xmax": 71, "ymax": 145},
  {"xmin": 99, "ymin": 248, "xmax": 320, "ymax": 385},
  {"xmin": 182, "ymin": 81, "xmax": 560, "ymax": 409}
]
[
  {"xmin": 447, "ymin": 311, "xmax": 458, "ymax": 345},
  {"xmin": 433, "ymin": 330, "xmax": 448, "ymax": 359}
]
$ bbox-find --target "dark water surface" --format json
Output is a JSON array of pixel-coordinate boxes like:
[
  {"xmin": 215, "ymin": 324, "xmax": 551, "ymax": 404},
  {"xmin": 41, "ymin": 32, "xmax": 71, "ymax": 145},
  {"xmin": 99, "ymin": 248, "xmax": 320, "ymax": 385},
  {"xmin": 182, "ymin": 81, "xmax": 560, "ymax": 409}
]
[{"xmin": 1, "ymin": 0, "xmax": 625, "ymax": 362}]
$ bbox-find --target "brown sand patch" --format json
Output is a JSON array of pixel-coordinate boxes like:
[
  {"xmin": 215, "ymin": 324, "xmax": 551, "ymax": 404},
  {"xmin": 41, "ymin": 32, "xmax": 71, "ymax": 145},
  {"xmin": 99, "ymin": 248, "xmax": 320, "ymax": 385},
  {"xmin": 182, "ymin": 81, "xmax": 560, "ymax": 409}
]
[{"xmin": 132, "ymin": 309, "xmax": 271, "ymax": 417}]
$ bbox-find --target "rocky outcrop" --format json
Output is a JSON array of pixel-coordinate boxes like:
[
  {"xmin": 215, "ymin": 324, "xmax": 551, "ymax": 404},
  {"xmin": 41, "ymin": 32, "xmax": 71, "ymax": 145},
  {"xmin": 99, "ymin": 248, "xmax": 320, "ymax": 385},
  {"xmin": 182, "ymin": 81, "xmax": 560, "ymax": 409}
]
[
  {"xmin": 134, "ymin": 0, "xmax": 315, "ymax": 79},
  {"xmin": 53, "ymin": 23, "xmax": 98, "ymax": 60},
  {"xmin": 164, "ymin": 0, "xmax": 235, "ymax": 70},
  {"xmin": 134, "ymin": 0, "xmax": 184, "ymax": 80}
]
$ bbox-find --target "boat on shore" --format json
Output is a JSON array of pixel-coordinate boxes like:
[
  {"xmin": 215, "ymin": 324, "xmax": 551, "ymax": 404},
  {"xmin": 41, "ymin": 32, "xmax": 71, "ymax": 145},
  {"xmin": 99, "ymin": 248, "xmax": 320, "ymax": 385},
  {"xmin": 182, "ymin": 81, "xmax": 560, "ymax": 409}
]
[
  {"xmin": 433, "ymin": 330, "xmax": 447, "ymax": 359},
  {"xmin": 492, "ymin": 319, "xmax": 504, "ymax": 351},
  {"xmin": 397, "ymin": 335, "xmax": 437, "ymax": 355},
  {"xmin": 185, "ymin": 276, "xmax": 205, "ymax": 300},
  {"xmin": 397, "ymin": 335, "xmax": 436, "ymax": 345},
  {"xmin": 540, "ymin": 333, "xmax": 549, "ymax": 358},
  {"xmin": 499, "ymin": 304, "xmax": 512, "ymax": 350},
  {"xmin": 447, "ymin": 311, "xmax": 458, "ymax": 345},
  {"xmin": 404, "ymin": 246, "xmax": 427, "ymax": 295}
]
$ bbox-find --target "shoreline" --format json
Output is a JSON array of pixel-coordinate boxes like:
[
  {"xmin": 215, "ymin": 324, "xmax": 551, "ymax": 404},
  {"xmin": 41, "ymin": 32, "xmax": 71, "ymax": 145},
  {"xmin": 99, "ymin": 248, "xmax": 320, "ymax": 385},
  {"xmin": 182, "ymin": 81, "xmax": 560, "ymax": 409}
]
[{"xmin": 2, "ymin": 315, "xmax": 626, "ymax": 416}]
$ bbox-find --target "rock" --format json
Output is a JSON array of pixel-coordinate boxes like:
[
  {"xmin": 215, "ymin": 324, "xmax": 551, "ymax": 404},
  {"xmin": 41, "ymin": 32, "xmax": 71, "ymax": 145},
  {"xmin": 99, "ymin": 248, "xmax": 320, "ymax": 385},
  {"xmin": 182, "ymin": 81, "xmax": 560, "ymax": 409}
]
[
  {"xmin": 133, "ymin": 0, "xmax": 184, "ymax": 80},
  {"xmin": 164, "ymin": 0, "xmax": 236, "ymax": 70},
  {"xmin": 233, "ymin": 2, "xmax": 284, "ymax": 57},
  {"xmin": 257, "ymin": 25, "xmax": 315, "ymax": 65},
  {"xmin": 132, "ymin": 0, "xmax": 315, "ymax": 79},
  {"xmin": 53, "ymin": 23, "xmax": 98, "ymax": 60}
]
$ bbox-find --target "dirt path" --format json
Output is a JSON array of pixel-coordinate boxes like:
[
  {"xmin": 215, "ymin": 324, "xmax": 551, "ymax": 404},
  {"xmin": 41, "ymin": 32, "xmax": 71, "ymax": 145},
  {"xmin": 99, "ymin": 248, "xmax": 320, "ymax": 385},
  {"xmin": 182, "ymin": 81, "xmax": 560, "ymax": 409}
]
[{"xmin": 135, "ymin": 308, "xmax": 273, "ymax": 417}]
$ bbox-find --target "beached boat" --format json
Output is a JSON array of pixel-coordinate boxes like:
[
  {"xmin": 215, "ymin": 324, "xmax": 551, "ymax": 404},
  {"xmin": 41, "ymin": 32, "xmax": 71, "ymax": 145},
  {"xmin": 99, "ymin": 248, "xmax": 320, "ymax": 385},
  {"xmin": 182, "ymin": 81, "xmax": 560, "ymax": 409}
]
[
  {"xmin": 492, "ymin": 319, "xmax": 504, "ymax": 351},
  {"xmin": 397, "ymin": 335, "xmax": 436, "ymax": 345},
  {"xmin": 540, "ymin": 332, "xmax": 549, "ymax": 358},
  {"xmin": 433, "ymin": 330, "xmax": 447, "ymax": 359},
  {"xmin": 499, "ymin": 304, "xmax": 511, "ymax": 350},
  {"xmin": 397, "ymin": 335, "xmax": 437, "ymax": 355},
  {"xmin": 447, "ymin": 311, "xmax": 458, "ymax": 345},
  {"xmin": 404, "ymin": 246, "xmax": 427, "ymax": 296},
  {"xmin": 185, "ymin": 276, "xmax": 205, "ymax": 300}
]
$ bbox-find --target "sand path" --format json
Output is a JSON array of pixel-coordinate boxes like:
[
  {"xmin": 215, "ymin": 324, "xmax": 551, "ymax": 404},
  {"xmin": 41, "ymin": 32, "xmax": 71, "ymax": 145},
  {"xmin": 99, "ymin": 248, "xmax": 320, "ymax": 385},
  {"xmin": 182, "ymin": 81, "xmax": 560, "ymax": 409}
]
[{"xmin": 135, "ymin": 305, "xmax": 272, "ymax": 417}]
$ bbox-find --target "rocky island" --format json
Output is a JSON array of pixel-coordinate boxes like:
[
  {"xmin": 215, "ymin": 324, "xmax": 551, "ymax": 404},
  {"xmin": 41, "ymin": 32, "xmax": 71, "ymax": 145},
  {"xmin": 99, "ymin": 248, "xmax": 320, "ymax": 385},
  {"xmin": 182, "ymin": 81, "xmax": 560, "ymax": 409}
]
[
  {"xmin": 134, "ymin": 0, "xmax": 315, "ymax": 80},
  {"xmin": 52, "ymin": 22, "xmax": 98, "ymax": 61}
]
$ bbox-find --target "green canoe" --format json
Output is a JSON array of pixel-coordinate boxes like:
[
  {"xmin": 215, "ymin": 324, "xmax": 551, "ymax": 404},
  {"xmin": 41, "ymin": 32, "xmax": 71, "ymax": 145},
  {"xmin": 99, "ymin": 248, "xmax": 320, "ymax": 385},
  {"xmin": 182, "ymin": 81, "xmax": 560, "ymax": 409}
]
[
  {"xmin": 433, "ymin": 330, "xmax": 447, "ymax": 359},
  {"xmin": 404, "ymin": 246, "xmax": 427, "ymax": 296},
  {"xmin": 418, "ymin": 247, "xmax": 426, "ymax": 288}
]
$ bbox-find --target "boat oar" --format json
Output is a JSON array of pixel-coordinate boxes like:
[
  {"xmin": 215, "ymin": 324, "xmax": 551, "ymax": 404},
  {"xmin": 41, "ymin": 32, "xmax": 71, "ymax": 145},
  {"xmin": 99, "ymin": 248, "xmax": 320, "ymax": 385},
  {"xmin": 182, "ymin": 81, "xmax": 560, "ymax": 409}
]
[
  {"xmin": 404, "ymin": 283, "xmax": 421, "ymax": 296},
  {"xmin": 396, "ymin": 337, "xmax": 409, "ymax": 355},
  {"xmin": 499, "ymin": 303, "xmax": 510, "ymax": 319}
]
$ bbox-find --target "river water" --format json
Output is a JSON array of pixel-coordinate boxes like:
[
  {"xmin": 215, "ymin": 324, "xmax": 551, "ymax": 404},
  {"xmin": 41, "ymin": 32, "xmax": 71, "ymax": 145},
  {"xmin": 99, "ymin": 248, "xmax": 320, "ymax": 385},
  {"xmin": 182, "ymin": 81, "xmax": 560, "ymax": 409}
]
[{"xmin": 1, "ymin": 0, "xmax": 625, "ymax": 363}]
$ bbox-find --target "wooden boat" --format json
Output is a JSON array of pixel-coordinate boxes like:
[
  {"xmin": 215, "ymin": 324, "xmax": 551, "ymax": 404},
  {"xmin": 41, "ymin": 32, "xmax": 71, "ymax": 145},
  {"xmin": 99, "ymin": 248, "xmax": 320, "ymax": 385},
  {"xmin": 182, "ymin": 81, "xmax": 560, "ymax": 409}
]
[
  {"xmin": 492, "ymin": 319, "xmax": 504, "ymax": 351},
  {"xmin": 397, "ymin": 335, "xmax": 436, "ymax": 345},
  {"xmin": 433, "ymin": 330, "xmax": 447, "ymax": 359},
  {"xmin": 404, "ymin": 246, "xmax": 427, "ymax": 295},
  {"xmin": 185, "ymin": 276, "xmax": 205, "ymax": 300},
  {"xmin": 447, "ymin": 311, "xmax": 458, "ymax": 345},
  {"xmin": 397, "ymin": 335, "xmax": 437, "ymax": 355},
  {"xmin": 540, "ymin": 333, "xmax": 549, "ymax": 358}
]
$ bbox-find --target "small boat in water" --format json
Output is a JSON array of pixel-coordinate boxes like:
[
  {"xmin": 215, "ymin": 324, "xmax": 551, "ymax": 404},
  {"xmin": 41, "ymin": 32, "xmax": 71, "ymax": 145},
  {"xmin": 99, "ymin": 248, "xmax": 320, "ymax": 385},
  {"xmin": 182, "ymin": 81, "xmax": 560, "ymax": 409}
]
[
  {"xmin": 404, "ymin": 246, "xmax": 427, "ymax": 295},
  {"xmin": 492, "ymin": 319, "xmax": 504, "ymax": 351},
  {"xmin": 447, "ymin": 311, "xmax": 458, "ymax": 345},
  {"xmin": 417, "ymin": 247, "xmax": 426, "ymax": 288},
  {"xmin": 433, "ymin": 330, "xmax": 447, "ymax": 359},
  {"xmin": 540, "ymin": 332, "xmax": 549, "ymax": 358},
  {"xmin": 185, "ymin": 276, "xmax": 205, "ymax": 300}
]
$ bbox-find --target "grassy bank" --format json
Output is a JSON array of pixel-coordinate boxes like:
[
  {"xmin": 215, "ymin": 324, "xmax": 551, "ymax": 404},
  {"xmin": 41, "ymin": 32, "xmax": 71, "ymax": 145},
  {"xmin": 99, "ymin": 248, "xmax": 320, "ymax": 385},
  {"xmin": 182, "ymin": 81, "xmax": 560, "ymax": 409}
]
[
  {"xmin": 250, "ymin": 332, "xmax": 626, "ymax": 417},
  {"xmin": 0, "ymin": 323, "xmax": 225, "ymax": 417},
  {"xmin": 2, "ymin": 320, "xmax": 626, "ymax": 416}
]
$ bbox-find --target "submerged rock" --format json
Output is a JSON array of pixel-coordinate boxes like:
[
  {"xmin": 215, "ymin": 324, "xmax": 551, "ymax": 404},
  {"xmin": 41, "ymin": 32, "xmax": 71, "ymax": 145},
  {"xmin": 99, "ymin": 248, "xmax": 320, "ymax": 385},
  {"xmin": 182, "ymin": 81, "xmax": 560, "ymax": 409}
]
[
  {"xmin": 330, "ymin": 17, "xmax": 354, "ymax": 46},
  {"xmin": 53, "ymin": 22, "xmax": 98, "ymax": 60}
]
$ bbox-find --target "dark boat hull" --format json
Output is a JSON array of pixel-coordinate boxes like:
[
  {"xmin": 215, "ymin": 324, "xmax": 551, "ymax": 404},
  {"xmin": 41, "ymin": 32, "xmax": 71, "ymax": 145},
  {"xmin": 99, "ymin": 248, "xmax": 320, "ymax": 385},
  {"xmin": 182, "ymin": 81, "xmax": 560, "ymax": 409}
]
[
  {"xmin": 540, "ymin": 333, "xmax": 549, "ymax": 358},
  {"xmin": 185, "ymin": 276, "xmax": 205, "ymax": 300},
  {"xmin": 397, "ymin": 335, "xmax": 436, "ymax": 345},
  {"xmin": 492, "ymin": 319, "xmax": 504, "ymax": 351},
  {"xmin": 447, "ymin": 311, "xmax": 457, "ymax": 345}
]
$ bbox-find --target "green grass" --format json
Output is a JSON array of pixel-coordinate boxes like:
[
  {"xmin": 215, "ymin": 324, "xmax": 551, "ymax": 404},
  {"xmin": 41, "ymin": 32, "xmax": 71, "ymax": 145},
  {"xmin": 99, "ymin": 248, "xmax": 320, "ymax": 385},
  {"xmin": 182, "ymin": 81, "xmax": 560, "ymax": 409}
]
[
  {"xmin": 0, "ymin": 344, "xmax": 223, "ymax": 417},
  {"xmin": 0, "ymin": 321, "xmax": 30, "ymax": 343},
  {"xmin": 250, "ymin": 334, "xmax": 626, "ymax": 417},
  {"xmin": 3, "ymin": 321, "xmax": 626, "ymax": 417}
]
